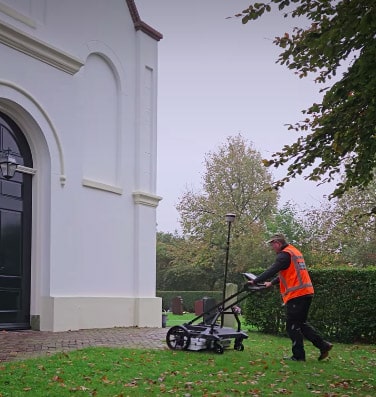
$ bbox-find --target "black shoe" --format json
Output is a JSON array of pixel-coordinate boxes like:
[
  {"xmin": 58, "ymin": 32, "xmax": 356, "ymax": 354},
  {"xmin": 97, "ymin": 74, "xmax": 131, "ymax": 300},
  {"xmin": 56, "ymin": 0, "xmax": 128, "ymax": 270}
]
[
  {"xmin": 284, "ymin": 356, "xmax": 306, "ymax": 362},
  {"xmin": 318, "ymin": 343, "xmax": 333, "ymax": 361}
]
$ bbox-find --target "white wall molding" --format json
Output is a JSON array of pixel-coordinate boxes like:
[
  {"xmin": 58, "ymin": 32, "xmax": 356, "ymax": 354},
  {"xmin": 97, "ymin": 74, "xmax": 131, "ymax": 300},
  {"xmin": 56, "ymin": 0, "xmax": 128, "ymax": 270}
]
[
  {"xmin": 17, "ymin": 165, "xmax": 36, "ymax": 175},
  {"xmin": 0, "ymin": 2, "xmax": 36, "ymax": 28},
  {"xmin": 0, "ymin": 20, "xmax": 84, "ymax": 74},
  {"xmin": 132, "ymin": 191, "xmax": 162, "ymax": 207},
  {"xmin": 82, "ymin": 178, "xmax": 123, "ymax": 195},
  {"xmin": 0, "ymin": 80, "xmax": 66, "ymax": 185}
]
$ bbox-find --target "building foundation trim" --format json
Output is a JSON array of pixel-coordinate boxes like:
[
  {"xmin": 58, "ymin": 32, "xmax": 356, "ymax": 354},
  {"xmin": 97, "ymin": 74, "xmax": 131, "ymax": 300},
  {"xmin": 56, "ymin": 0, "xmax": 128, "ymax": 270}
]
[{"xmin": 39, "ymin": 296, "xmax": 162, "ymax": 332}]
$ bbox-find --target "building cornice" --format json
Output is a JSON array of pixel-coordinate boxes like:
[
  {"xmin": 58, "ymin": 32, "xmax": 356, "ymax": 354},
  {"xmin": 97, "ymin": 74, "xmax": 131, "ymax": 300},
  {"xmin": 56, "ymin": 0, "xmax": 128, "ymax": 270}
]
[{"xmin": 0, "ymin": 20, "xmax": 84, "ymax": 74}]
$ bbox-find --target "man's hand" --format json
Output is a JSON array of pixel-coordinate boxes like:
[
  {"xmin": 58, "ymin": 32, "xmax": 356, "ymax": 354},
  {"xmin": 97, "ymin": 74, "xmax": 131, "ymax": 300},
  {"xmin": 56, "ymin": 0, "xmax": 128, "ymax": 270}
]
[{"xmin": 248, "ymin": 280, "xmax": 272, "ymax": 288}]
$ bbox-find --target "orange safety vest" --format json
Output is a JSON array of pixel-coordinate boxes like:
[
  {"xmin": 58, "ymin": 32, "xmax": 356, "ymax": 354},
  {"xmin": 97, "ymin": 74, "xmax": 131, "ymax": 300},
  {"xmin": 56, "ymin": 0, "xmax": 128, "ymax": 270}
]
[{"xmin": 279, "ymin": 245, "xmax": 314, "ymax": 303}]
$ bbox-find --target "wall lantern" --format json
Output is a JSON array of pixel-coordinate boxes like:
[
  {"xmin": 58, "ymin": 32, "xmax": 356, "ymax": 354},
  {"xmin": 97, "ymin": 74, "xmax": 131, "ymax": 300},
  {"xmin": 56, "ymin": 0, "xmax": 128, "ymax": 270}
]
[{"xmin": 0, "ymin": 149, "xmax": 18, "ymax": 179}]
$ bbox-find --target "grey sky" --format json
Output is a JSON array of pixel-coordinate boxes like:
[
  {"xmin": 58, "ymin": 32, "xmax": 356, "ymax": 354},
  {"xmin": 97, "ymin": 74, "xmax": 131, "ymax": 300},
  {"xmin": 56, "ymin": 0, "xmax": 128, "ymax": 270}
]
[{"xmin": 135, "ymin": 0, "xmax": 333, "ymax": 233}]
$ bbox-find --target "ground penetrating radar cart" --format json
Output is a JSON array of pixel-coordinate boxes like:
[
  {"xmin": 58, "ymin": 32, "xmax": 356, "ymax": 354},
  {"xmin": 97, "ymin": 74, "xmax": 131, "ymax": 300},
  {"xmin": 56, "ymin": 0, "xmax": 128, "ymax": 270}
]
[{"xmin": 166, "ymin": 273, "xmax": 266, "ymax": 354}]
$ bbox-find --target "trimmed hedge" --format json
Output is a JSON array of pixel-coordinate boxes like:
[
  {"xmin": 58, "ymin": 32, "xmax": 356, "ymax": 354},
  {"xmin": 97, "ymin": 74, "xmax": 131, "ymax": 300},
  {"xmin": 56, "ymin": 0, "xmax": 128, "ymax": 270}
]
[
  {"xmin": 157, "ymin": 290, "xmax": 222, "ymax": 312},
  {"xmin": 243, "ymin": 267, "xmax": 376, "ymax": 344}
]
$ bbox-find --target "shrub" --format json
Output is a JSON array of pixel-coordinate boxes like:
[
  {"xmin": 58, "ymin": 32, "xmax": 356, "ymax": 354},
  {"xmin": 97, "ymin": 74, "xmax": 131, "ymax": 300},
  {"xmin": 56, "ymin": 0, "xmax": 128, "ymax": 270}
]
[{"xmin": 243, "ymin": 267, "xmax": 376, "ymax": 344}]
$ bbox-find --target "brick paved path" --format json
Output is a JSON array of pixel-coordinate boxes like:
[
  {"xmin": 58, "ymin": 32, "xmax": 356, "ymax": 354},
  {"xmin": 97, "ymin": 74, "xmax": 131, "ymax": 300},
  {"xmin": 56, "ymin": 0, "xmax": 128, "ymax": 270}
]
[{"xmin": 0, "ymin": 327, "xmax": 169, "ymax": 362}]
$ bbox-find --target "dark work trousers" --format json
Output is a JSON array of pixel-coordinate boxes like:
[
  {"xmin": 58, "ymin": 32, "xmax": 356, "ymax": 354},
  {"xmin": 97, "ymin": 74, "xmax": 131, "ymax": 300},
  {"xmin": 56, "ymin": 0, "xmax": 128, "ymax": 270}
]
[{"xmin": 285, "ymin": 295, "xmax": 326, "ymax": 360}]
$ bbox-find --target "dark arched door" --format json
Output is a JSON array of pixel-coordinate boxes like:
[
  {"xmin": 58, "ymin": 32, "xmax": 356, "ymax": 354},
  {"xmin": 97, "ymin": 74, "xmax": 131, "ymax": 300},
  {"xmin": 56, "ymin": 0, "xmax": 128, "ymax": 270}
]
[{"xmin": 0, "ymin": 112, "xmax": 32, "ymax": 330}]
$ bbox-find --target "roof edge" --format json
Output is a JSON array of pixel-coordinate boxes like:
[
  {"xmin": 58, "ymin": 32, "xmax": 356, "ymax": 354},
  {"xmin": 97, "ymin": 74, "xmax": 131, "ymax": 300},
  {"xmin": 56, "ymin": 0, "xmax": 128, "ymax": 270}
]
[{"xmin": 126, "ymin": 0, "xmax": 163, "ymax": 41}]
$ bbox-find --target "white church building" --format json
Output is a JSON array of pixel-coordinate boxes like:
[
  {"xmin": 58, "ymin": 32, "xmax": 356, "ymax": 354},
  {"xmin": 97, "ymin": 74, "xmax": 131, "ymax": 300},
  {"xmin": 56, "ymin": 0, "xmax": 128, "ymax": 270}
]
[{"xmin": 0, "ymin": 0, "xmax": 163, "ymax": 331}]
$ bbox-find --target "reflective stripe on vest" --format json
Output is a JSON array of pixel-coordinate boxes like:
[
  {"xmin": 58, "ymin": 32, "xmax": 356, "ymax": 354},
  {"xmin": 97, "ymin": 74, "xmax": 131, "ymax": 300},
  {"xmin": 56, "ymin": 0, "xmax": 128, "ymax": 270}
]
[{"xmin": 279, "ymin": 245, "xmax": 314, "ymax": 302}]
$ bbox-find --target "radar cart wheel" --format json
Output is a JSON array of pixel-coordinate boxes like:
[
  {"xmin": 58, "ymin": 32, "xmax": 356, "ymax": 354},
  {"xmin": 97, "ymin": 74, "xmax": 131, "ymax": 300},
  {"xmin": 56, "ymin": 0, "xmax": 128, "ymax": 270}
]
[
  {"xmin": 234, "ymin": 342, "xmax": 245, "ymax": 351},
  {"xmin": 214, "ymin": 342, "xmax": 224, "ymax": 354},
  {"xmin": 166, "ymin": 326, "xmax": 190, "ymax": 350}
]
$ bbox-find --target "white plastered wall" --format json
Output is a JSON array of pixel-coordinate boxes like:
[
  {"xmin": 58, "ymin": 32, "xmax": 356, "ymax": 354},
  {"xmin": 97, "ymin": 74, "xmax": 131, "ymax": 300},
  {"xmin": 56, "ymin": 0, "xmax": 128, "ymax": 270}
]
[{"xmin": 0, "ymin": 0, "xmax": 162, "ymax": 331}]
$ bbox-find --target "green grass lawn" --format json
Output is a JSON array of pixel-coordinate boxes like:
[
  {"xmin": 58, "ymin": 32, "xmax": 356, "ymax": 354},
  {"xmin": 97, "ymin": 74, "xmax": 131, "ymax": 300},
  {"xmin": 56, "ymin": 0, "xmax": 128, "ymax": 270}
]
[
  {"xmin": 1, "ymin": 326, "xmax": 375, "ymax": 397},
  {"xmin": 166, "ymin": 312, "xmax": 197, "ymax": 327}
]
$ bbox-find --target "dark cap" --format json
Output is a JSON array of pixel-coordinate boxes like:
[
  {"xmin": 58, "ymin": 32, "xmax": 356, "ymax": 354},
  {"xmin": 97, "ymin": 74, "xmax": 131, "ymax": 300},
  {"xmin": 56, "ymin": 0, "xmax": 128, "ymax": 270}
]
[{"xmin": 266, "ymin": 233, "xmax": 287, "ymax": 244}]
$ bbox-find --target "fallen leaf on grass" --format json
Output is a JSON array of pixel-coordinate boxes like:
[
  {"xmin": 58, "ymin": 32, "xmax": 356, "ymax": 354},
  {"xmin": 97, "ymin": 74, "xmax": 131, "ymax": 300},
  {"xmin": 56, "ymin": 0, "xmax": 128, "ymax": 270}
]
[
  {"xmin": 185, "ymin": 382, "xmax": 195, "ymax": 389},
  {"xmin": 51, "ymin": 375, "xmax": 65, "ymax": 383},
  {"xmin": 274, "ymin": 388, "xmax": 292, "ymax": 394},
  {"xmin": 69, "ymin": 385, "xmax": 90, "ymax": 391},
  {"xmin": 101, "ymin": 375, "xmax": 114, "ymax": 385},
  {"xmin": 123, "ymin": 380, "xmax": 138, "ymax": 388}
]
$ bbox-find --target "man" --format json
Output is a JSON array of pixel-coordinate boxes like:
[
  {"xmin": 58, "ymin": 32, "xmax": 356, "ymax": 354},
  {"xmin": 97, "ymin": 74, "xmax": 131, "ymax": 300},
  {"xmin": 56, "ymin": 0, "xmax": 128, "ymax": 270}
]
[{"xmin": 249, "ymin": 233, "xmax": 333, "ymax": 361}]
